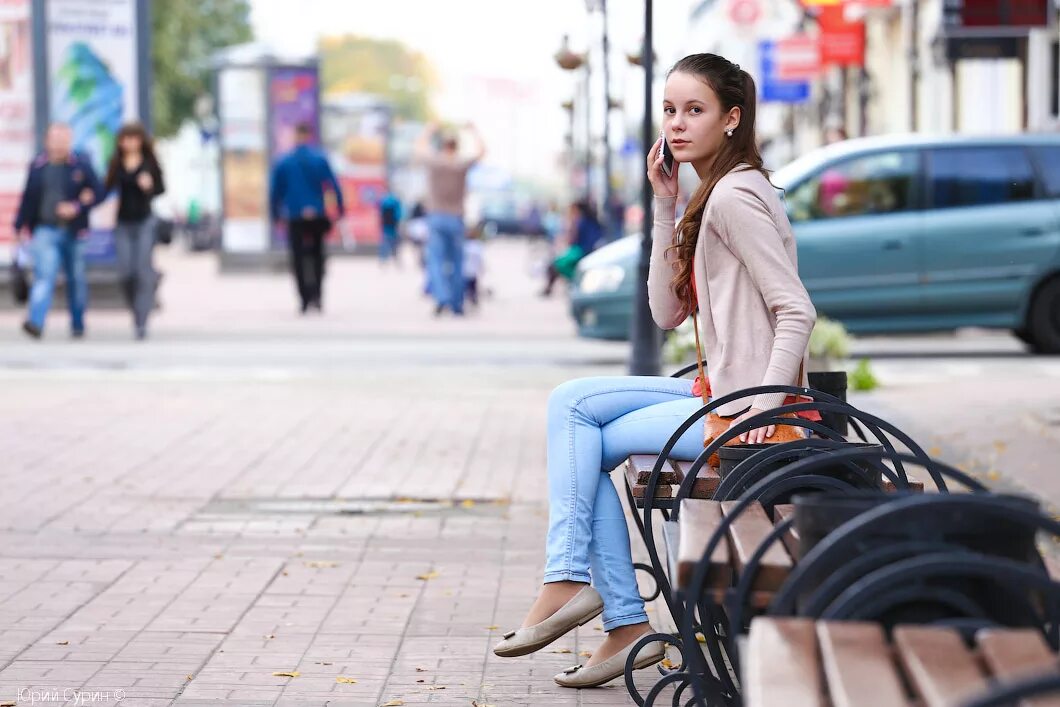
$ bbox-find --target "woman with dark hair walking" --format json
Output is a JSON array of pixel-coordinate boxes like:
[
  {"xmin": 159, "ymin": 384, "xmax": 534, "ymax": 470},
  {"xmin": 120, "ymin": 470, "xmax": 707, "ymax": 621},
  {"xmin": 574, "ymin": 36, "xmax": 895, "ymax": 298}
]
[
  {"xmin": 105, "ymin": 122, "xmax": 165, "ymax": 340},
  {"xmin": 493, "ymin": 54, "xmax": 817, "ymax": 688}
]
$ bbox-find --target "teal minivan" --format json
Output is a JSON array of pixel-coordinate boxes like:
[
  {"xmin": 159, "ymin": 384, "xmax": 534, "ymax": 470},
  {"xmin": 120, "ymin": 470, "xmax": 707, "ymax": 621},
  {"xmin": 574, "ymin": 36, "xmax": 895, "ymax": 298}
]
[{"xmin": 570, "ymin": 134, "xmax": 1060, "ymax": 353}]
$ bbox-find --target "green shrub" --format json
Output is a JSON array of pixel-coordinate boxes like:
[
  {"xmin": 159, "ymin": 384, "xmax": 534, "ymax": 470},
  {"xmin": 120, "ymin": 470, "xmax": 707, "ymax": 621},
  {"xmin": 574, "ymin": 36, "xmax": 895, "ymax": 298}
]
[{"xmin": 849, "ymin": 358, "xmax": 879, "ymax": 391}]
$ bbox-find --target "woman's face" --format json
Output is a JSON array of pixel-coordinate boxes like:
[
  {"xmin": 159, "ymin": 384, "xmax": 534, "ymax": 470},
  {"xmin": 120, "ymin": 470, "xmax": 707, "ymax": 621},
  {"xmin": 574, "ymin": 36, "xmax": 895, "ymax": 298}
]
[
  {"xmin": 119, "ymin": 133, "xmax": 142, "ymax": 154},
  {"xmin": 662, "ymin": 71, "xmax": 739, "ymax": 171}
]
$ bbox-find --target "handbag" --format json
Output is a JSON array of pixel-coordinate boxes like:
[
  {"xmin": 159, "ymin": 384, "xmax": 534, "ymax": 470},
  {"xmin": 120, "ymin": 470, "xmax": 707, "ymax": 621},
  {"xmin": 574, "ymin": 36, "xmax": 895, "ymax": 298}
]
[
  {"xmin": 689, "ymin": 296, "xmax": 807, "ymax": 468},
  {"xmin": 154, "ymin": 217, "xmax": 174, "ymax": 245},
  {"xmin": 11, "ymin": 243, "xmax": 31, "ymax": 304}
]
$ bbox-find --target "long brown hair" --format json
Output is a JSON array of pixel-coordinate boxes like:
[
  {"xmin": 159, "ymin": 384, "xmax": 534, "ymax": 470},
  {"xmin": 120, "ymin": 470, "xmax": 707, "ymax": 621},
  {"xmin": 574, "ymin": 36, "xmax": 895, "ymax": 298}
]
[
  {"xmin": 666, "ymin": 54, "xmax": 768, "ymax": 313},
  {"xmin": 105, "ymin": 122, "xmax": 160, "ymax": 190}
]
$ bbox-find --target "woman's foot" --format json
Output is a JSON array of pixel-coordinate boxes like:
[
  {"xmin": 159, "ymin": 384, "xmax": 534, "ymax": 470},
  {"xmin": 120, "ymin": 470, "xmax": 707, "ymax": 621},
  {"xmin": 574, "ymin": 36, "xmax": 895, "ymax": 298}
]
[
  {"xmin": 584, "ymin": 622, "xmax": 652, "ymax": 668},
  {"xmin": 521, "ymin": 581, "xmax": 585, "ymax": 628},
  {"xmin": 493, "ymin": 584, "xmax": 603, "ymax": 658}
]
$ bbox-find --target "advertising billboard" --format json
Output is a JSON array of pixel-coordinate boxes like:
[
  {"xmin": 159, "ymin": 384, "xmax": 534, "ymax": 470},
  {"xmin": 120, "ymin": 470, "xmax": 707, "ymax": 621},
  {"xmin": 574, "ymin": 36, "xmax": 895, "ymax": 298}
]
[{"xmin": 0, "ymin": 0, "xmax": 33, "ymax": 266}]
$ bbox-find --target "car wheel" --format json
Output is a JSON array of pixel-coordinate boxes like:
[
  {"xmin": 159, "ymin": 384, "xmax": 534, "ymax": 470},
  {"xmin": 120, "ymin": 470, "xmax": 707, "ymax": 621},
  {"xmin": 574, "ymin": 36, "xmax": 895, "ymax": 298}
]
[{"xmin": 1028, "ymin": 277, "xmax": 1060, "ymax": 354}]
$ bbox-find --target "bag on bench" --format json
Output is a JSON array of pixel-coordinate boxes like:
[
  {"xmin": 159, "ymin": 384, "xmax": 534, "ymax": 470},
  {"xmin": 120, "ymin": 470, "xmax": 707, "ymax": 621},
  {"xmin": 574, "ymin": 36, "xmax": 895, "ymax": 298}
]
[{"xmin": 689, "ymin": 299, "xmax": 806, "ymax": 468}]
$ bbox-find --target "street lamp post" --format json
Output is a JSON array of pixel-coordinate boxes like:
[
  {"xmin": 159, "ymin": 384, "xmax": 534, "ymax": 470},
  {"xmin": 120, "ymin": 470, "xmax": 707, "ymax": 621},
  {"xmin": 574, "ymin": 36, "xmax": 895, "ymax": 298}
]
[
  {"xmin": 590, "ymin": 0, "xmax": 616, "ymax": 239},
  {"xmin": 555, "ymin": 36, "xmax": 591, "ymax": 199},
  {"xmin": 629, "ymin": 0, "xmax": 661, "ymax": 376}
]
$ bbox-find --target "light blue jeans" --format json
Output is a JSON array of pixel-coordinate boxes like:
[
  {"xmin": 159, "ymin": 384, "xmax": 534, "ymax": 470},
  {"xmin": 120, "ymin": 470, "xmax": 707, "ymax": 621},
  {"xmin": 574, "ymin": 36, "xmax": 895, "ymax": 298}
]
[
  {"xmin": 425, "ymin": 213, "xmax": 465, "ymax": 313},
  {"xmin": 27, "ymin": 225, "xmax": 87, "ymax": 333},
  {"xmin": 545, "ymin": 376, "xmax": 706, "ymax": 631}
]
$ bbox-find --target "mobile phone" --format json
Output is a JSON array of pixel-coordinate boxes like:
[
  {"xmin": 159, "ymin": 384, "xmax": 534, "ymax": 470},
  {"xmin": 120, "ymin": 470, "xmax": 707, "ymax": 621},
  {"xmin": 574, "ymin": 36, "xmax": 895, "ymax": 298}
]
[{"xmin": 661, "ymin": 138, "xmax": 675, "ymax": 178}]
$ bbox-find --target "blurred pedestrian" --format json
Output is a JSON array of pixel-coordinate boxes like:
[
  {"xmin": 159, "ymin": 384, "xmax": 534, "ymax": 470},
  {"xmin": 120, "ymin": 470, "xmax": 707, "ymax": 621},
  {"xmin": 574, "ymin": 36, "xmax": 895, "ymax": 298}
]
[
  {"xmin": 540, "ymin": 200, "xmax": 602, "ymax": 297},
  {"xmin": 105, "ymin": 122, "xmax": 165, "ymax": 340},
  {"xmin": 414, "ymin": 120, "xmax": 486, "ymax": 316},
  {"xmin": 463, "ymin": 227, "xmax": 485, "ymax": 308},
  {"xmin": 378, "ymin": 190, "xmax": 402, "ymax": 265},
  {"xmin": 14, "ymin": 123, "xmax": 104, "ymax": 339},
  {"xmin": 269, "ymin": 122, "xmax": 344, "ymax": 314}
]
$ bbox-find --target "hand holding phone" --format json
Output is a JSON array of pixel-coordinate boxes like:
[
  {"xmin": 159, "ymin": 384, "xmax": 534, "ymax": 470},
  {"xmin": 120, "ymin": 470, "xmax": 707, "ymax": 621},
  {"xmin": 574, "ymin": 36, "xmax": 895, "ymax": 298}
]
[
  {"xmin": 647, "ymin": 135, "xmax": 679, "ymax": 198},
  {"xmin": 661, "ymin": 138, "xmax": 675, "ymax": 178}
]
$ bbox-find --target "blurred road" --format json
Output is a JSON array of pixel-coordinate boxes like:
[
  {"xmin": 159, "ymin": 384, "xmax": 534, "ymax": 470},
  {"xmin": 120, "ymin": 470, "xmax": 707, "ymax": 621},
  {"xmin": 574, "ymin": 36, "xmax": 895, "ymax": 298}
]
[{"xmin": 0, "ymin": 241, "xmax": 1057, "ymax": 706}]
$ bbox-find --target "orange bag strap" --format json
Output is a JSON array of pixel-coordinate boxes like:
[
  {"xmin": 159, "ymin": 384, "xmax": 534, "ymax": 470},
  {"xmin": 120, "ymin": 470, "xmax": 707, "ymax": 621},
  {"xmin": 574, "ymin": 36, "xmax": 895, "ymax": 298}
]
[{"xmin": 689, "ymin": 291, "xmax": 806, "ymax": 411}]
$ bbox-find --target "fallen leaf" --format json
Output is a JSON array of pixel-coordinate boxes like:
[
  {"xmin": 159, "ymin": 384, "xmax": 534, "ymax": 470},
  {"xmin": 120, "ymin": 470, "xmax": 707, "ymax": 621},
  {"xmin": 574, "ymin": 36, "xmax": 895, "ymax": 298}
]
[
  {"xmin": 416, "ymin": 679, "xmax": 425, "ymax": 683},
  {"xmin": 186, "ymin": 675, "xmax": 194, "ymax": 681},
  {"xmin": 264, "ymin": 634, "xmax": 276, "ymax": 640},
  {"xmin": 416, "ymin": 570, "xmax": 440, "ymax": 580},
  {"xmin": 593, "ymin": 627, "xmax": 603, "ymax": 631},
  {"xmin": 549, "ymin": 648, "xmax": 572, "ymax": 654},
  {"xmin": 281, "ymin": 571, "xmax": 289, "ymax": 576},
  {"xmin": 661, "ymin": 658, "xmax": 676, "ymax": 669},
  {"xmin": 993, "ymin": 440, "xmax": 1007, "ymax": 453},
  {"xmin": 304, "ymin": 560, "xmax": 340, "ymax": 569},
  {"xmin": 486, "ymin": 625, "xmax": 499, "ymax": 630},
  {"xmin": 460, "ymin": 499, "xmax": 476, "ymax": 508},
  {"xmin": 2, "ymin": 701, "xmax": 15, "ymax": 707},
  {"xmin": 472, "ymin": 702, "xmax": 496, "ymax": 707},
  {"xmin": 927, "ymin": 446, "xmax": 942, "ymax": 457},
  {"xmin": 214, "ymin": 553, "xmax": 224, "ymax": 560},
  {"xmin": 398, "ymin": 593, "xmax": 410, "ymax": 598},
  {"xmin": 987, "ymin": 470, "xmax": 1001, "ymax": 481},
  {"xmin": 695, "ymin": 632, "xmax": 707, "ymax": 643},
  {"xmin": 57, "ymin": 641, "xmax": 69, "ymax": 646},
  {"xmin": 273, "ymin": 671, "xmax": 300, "ymax": 678},
  {"xmin": 426, "ymin": 685, "xmax": 446, "ymax": 691},
  {"xmin": 578, "ymin": 651, "xmax": 592, "ymax": 658},
  {"xmin": 415, "ymin": 667, "xmax": 429, "ymax": 672},
  {"xmin": 380, "ymin": 701, "xmax": 404, "ymax": 706},
  {"xmin": 336, "ymin": 676, "xmax": 358, "ymax": 684}
]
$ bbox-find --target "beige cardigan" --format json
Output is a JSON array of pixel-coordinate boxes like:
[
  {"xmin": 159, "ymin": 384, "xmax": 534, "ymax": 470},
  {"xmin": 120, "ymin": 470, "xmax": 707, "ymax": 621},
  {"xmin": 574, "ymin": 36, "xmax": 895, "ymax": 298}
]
[{"xmin": 648, "ymin": 165, "xmax": 817, "ymax": 416}]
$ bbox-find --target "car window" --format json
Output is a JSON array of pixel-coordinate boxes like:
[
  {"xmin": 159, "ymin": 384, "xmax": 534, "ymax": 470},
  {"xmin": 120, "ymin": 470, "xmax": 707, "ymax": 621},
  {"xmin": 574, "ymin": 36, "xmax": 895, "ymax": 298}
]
[
  {"xmin": 1034, "ymin": 146, "xmax": 1060, "ymax": 198},
  {"xmin": 785, "ymin": 151, "xmax": 919, "ymax": 222},
  {"xmin": 928, "ymin": 147, "xmax": 1036, "ymax": 208}
]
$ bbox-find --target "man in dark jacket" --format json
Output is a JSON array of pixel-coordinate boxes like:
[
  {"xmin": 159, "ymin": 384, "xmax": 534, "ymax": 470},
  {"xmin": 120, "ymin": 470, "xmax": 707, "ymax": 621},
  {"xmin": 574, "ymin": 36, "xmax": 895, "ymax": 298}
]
[
  {"xmin": 14, "ymin": 123, "xmax": 104, "ymax": 339},
  {"xmin": 269, "ymin": 123, "xmax": 345, "ymax": 313}
]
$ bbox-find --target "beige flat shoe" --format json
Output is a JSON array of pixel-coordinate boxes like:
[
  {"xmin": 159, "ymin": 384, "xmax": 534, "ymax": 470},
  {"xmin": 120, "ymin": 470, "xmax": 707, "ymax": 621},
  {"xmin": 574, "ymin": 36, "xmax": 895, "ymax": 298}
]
[
  {"xmin": 493, "ymin": 585, "xmax": 604, "ymax": 658},
  {"xmin": 554, "ymin": 635, "xmax": 665, "ymax": 688}
]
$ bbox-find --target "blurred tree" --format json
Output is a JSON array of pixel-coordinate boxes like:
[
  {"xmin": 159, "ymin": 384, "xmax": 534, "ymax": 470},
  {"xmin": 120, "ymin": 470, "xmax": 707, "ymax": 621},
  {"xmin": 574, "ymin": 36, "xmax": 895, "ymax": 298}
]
[
  {"xmin": 318, "ymin": 35, "xmax": 436, "ymax": 121},
  {"xmin": 151, "ymin": 0, "xmax": 253, "ymax": 137}
]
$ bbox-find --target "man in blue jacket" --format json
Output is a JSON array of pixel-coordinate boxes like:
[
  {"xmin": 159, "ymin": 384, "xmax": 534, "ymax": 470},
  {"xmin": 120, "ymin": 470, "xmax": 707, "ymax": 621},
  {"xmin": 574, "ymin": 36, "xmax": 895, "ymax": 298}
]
[
  {"xmin": 14, "ymin": 123, "xmax": 104, "ymax": 339},
  {"xmin": 269, "ymin": 123, "xmax": 345, "ymax": 313}
]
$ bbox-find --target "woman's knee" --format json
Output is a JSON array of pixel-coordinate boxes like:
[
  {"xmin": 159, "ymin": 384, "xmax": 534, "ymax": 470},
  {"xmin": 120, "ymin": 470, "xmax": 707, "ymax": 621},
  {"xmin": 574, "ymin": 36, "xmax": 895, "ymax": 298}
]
[{"xmin": 547, "ymin": 377, "xmax": 611, "ymax": 419}]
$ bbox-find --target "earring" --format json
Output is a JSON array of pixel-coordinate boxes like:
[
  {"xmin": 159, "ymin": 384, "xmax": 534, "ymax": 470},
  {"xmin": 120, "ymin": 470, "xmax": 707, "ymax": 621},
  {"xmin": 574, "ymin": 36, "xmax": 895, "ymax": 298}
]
[{"xmin": 725, "ymin": 128, "xmax": 734, "ymax": 138}]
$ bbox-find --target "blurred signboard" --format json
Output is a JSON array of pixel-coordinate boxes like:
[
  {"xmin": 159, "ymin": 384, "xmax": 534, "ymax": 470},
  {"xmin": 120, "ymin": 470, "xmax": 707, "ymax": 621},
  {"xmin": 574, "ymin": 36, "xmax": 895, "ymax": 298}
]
[
  {"xmin": 46, "ymin": 0, "xmax": 148, "ymax": 265},
  {"xmin": 944, "ymin": 0, "xmax": 1049, "ymax": 28},
  {"xmin": 775, "ymin": 35, "xmax": 821, "ymax": 80},
  {"xmin": 322, "ymin": 98, "xmax": 389, "ymax": 250},
  {"xmin": 818, "ymin": 5, "xmax": 866, "ymax": 66},
  {"xmin": 267, "ymin": 66, "xmax": 320, "ymax": 250},
  {"xmin": 759, "ymin": 40, "xmax": 812, "ymax": 103},
  {"xmin": 219, "ymin": 66, "xmax": 268, "ymax": 253},
  {"xmin": 0, "ymin": 0, "xmax": 33, "ymax": 266}
]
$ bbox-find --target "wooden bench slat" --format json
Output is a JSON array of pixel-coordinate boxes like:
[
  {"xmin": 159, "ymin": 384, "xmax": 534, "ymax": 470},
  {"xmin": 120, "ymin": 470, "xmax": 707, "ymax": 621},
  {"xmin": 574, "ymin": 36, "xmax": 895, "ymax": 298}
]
[
  {"xmin": 623, "ymin": 464, "xmax": 672, "ymax": 499},
  {"xmin": 676, "ymin": 500, "xmax": 731, "ymax": 591},
  {"xmin": 627, "ymin": 454, "xmax": 679, "ymax": 485},
  {"xmin": 771, "ymin": 504, "xmax": 801, "ymax": 561},
  {"xmin": 746, "ymin": 617, "xmax": 824, "ymax": 707},
  {"xmin": 894, "ymin": 626, "xmax": 988, "ymax": 707},
  {"xmin": 817, "ymin": 621, "xmax": 910, "ymax": 707},
  {"xmin": 721, "ymin": 500, "xmax": 793, "ymax": 592},
  {"xmin": 976, "ymin": 628, "xmax": 1060, "ymax": 707},
  {"xmin": 672, "ymin": 459, "xmax": 722, "ymax": 499}
]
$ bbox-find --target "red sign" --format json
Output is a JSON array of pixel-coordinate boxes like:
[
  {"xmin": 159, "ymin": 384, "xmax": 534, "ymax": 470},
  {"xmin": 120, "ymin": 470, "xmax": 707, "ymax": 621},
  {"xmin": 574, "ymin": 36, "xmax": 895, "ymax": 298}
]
[
  {"xmin": 775, "ymin": 36, "xmax": 821, "ymax": 80},
  {"xmin": 728, "ymin": 0, "xmax": 762, "ymax": 26},
  {"xmin": 817, "ymin": 5, "xmax": 866, "ymax": 66}
]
